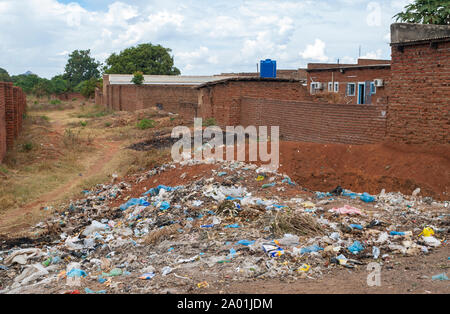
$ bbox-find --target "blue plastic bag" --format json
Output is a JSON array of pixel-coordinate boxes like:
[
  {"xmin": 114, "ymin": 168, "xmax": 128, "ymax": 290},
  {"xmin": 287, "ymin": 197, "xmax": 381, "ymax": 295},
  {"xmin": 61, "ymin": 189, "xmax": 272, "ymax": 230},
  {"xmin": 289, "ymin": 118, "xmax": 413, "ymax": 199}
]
[
  {"xmin": 348, "ymin": 241, "xmax": 364, "ymax": 254},
  {"xmin": 119, "ymin": 198, "xmax": 149, "ymax": 211}
]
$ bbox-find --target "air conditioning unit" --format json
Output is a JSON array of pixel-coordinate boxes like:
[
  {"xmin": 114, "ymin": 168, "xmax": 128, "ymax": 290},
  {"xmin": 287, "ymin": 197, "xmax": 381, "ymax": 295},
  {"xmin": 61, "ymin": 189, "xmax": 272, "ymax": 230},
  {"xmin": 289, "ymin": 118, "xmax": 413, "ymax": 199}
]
[{"xmin": 374, "ymin": 79, "xmax": 384, "ymax": 87}]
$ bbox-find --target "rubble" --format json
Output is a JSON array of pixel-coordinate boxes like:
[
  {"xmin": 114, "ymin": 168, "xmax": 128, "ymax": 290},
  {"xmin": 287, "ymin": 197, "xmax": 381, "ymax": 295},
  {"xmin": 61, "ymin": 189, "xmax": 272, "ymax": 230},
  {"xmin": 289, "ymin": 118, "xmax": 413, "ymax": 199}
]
[{"xmin": 0, "ymin": 158, "xmax": 448, "ymax": 294}]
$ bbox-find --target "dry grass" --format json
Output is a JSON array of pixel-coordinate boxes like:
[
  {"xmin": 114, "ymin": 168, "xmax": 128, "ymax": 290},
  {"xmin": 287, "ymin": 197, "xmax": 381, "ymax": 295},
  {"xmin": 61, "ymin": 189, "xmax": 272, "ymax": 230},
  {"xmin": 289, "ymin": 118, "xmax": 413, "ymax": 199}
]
[
  {"xmin": 271, "ymin": 211, "xmax": 325, "ymax": 237},
  {"xmin": 143, "ymin": 223, "xmax": 182, "ymax": 244}
]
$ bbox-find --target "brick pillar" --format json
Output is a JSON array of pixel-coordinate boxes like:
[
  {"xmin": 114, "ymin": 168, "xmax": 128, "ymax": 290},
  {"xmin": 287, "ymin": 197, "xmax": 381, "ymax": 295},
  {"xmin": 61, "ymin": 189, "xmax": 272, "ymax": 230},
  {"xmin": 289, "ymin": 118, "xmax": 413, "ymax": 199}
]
[
  {"xmin": 12, "ymin": 87, "xmax": 19, "ymax": 138},
  {"xmin": 4, "ymin": 82, "xmax": 14, "ymax": 149},
  {"xmin": 0, "ymin": 82, "xmax": 6, "ymax": 162}
]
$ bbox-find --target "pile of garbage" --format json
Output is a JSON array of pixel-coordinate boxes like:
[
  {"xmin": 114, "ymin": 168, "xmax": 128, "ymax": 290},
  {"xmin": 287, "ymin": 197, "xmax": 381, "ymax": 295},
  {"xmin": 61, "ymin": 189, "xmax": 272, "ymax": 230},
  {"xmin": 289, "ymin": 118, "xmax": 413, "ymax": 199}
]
[{"xmin": 0, "ymin": 158, "xmax": 448, "ymax": 293}]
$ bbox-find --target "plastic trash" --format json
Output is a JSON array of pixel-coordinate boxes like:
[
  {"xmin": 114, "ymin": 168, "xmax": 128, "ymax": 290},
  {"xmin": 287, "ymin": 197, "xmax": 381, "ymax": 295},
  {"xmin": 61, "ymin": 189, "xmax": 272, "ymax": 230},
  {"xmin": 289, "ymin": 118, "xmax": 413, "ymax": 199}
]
[
  {"xmin": 67, "ymin": 268, "xmax": 87, "ymax": 278},
  {"xmin": 296, "ymin": 244, "xmax": 324, "ymax": 254},
  {"xmin": 162, "ymin": 266, "xmax": 172, "ymax": 276},
  {"xmin": 4, "ymin": 248, "xmax": 43, "ymax": 265},
  {"xmin": 432, "ymin": 273, "xmax": 449, "ymax": 281},
  {"xmin": 298, "ymin": 264, "xmax": 311, "ymax": 272},
  {"xmin": 120, "ymin": 198, "xmax": 149, "ymax": 211},
  {"xmin": 422, "ymin": 236, "xmax": 441, "ymax": 247},
  {"xmin": 372, "ymin": 246, "xmax": 380, "ymax": 259},
  {"xmin": 262, "ymin": 243, "xmax": 284, "ymax": 257},
  {"xmin": 224, "ymin": 224, "xmax": 240, "ymax": 229},
  {"xmin": 360, "ymin": 192, "xmax": 375, "ymax": 203},
  {"xmin": 143, "ymin": 185, "xmax": 183, "ymax": 196},
  {"xmin": 102, "ymin": 268, "xmax": 123, "ymax": 277},
  {"xmin": 262, "ymin": 183, "xmax": 276, "ymax": 188},
  {"xmin": 348, "ymin": 241, "xmax": 364, "ymax": 254},
  {"xmin": 349, "ymin": 224, "xmax": 363, "ymax": 230},
  {"xmin": 256, "ymin": 175, "xmax": 265, "ymax": 181},
  {"xmin": 276, "ymin": 234, "xmax": 300, "ymax": 246},
  {"xmin": 236, "ymin": 240, "xmax": 255, "ymax": 246},
  {"xmin": 218, "ymin": 172, "xmax": 227, "ymax": 177},
  {"xmin": 282, "ymin": 178, "xmax": 296, "ymax": 185},
  {"xmin": 85, "ymin": 288, "xmax": 107, "ymax": 294},
  {"xmin": 154, "ymin": 201, "xmax": 170, "ymax": 210},
  {"xmin": 82, "ymin": 220, "xmax": 108, "ymax": 236},
  {"xmin": 139, "ymin": 272, "xmax": 156, "ymax": 280},
  {"xmin": 330, "ymin": 205, "xmax": 363, "ymax": 215},
  {"xmin": 390, "ymin": 231, "xmax": 412, "ymax": 236},
  {"xmin": 418, "ymin": 227, "xmax": 435, "ymax": 237}
]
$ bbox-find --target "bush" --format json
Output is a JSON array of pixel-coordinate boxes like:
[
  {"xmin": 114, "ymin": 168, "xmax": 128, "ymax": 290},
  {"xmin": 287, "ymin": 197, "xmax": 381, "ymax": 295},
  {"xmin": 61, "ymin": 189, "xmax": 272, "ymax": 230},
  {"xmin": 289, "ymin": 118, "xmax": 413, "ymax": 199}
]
[
  {"xmin": 22, "ymin": 142, "xmax": 33, "ymax": 152},
  {"xmin": 132, "ymin": 71, "xmax": 144, "ymax": 85},
  {"xmin": 203, "ymin": 118, "xmax": 216, "ymax": 127},
  {"xmin": 50, "ymin": 99, "xmax": 61, "ymax": 105},
  {"xmin": 136, "ymin": 118, "xmax": 155, "ymax": 130},
  {"xmin": 80, "ymin": 120, "xmax": 87, "ymax": 127}
]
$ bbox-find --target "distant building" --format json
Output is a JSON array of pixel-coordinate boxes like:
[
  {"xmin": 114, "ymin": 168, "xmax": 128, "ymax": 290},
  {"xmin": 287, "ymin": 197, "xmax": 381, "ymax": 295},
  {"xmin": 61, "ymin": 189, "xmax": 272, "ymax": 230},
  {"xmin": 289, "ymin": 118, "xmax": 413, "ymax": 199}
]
[{"xmin": 306, "ymin": 59, "xmax": 391, "ymax": 105}]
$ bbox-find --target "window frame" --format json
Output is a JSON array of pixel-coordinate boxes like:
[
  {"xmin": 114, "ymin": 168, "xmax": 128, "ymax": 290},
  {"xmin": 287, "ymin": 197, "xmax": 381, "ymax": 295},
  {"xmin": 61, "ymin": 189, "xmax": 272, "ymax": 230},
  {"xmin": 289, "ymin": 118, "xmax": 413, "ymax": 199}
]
[
  {"xmin": 334, "ymin": 82, "xmax": 339, "ymax": 93},
  {"xmin": 347, "ymin": 83, "xmax": 356, "ymax": 96},
  {"xmin": 328, "ymin": 82, "xmax": 333, "ymax": 92},
  {"xmin": 370, "ymin": 82, "xmax": 376, "ymax": 95}
]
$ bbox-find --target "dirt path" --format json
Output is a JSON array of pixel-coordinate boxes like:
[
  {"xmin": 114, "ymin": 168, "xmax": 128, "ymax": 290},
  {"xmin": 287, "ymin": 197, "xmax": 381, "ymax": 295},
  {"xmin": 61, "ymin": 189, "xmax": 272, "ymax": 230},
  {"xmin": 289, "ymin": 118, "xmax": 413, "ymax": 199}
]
[{"xmin": 0, "ymin": 112, "xmax": 123, "ymax": 235}]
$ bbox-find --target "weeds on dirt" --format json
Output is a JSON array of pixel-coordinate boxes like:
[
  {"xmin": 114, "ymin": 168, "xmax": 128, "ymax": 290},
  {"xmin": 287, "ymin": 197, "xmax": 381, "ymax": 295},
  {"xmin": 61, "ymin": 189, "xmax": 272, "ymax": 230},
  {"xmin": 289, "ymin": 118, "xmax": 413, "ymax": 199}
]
[{"xmin": 136, "ymin": 118, "xmax": 155, "ymax": 130}]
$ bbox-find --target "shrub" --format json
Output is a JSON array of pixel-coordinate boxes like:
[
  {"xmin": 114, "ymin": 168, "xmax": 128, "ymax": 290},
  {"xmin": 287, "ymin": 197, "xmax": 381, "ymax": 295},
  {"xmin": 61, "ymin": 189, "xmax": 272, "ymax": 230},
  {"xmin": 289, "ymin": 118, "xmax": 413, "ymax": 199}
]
[
  {"xmin": 132, "ymin": 71, "xmax": 144, "ymax": 85},
  {"xmin": 203, "ymin": 117, "xmax": 216, "ymax": 127},
  {"xmin": 136, "ymin": 118, "xmax": 155, "ymax": 130},
  {"xmin": 22, "ymin": 142, "xmax": 33, "ymax": 152},
  {"xmin": 80, "ymin": 120, "xmax": 87, "ymax": 127},
  {"xmin": 50, "ymin": 99, "xmax": 61, "ymax": 105}
]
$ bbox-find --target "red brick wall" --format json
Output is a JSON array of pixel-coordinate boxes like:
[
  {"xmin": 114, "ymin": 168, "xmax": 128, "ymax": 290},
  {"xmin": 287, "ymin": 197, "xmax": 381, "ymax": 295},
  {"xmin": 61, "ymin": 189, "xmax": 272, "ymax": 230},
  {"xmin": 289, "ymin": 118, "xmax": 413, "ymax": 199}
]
[
  {"xmin": 240, "ymin": 97, "xmax": 387, "ymax": 144},
  {"xmin": 0, "ymin": 83, "xmax": 6, "ymax": 162},
  {"xmin": 0, "ymin": 82, "xmax": 26, "ymax": 162},
  {"xmin": 104, "ymin": 84, "xmax": 198, "ymax": 118},
  {"xmin": 307, "ymin": 67, "xmax": 390, "ymax": 105},
  {"xmin": 388, "ymin": 40, "xmax": 450, "ymax": 144},
  {"xmin": 198, "ymin": 80, "xmax": 311, "ymax": 126}
]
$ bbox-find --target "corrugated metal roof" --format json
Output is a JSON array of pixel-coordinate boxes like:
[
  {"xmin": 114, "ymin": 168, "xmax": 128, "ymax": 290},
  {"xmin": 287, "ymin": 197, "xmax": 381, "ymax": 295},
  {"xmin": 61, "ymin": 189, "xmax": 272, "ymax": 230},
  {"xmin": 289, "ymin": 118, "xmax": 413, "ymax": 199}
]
[{"xmin": 106, "ymin": 74, "xmax": 232, "ymax": 85}]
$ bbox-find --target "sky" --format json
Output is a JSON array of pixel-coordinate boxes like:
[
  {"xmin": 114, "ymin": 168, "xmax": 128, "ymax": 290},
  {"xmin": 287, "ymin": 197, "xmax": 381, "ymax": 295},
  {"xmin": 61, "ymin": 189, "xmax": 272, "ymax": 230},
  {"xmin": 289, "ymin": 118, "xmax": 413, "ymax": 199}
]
[{"xmin": 0, "ymin": 0, "xmax": 414, "ymax": 78}]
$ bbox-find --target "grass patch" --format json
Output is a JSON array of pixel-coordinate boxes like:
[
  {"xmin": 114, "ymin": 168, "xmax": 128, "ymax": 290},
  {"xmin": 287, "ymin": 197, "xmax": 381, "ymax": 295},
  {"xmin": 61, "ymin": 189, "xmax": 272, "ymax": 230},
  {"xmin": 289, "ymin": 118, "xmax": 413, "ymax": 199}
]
[
  {"xmin": 203, "ymin": 117, "xmax": 216, "ymax": 127},
  {"xmin": 136, "ymin": 118, "xmax": 155, "ymax": 130}
]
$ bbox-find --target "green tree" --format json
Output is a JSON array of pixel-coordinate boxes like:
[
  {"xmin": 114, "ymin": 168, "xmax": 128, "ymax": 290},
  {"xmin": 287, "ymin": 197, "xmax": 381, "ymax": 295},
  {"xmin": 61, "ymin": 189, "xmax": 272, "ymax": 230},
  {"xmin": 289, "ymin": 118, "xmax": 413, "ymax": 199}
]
[
  {"xmin": 33, "ymin": 78, "xmax": 52, "ymax": 98},
  {"xmin": 63, "ymin": 50, "xmax": 101, "ymax": 89},
  {"xmin": 0, "ymin": 68, "xmax": 12, "ymax": 82},
  {"xmin": 394, "ymin": 0, "xmax": 449, "ymax": 25},
  {"xmin": 104, "ymin": 43, "xmax": 181, "ymax": 75},
  {"xmin": 74, "ymin": 77, "xmax": 101, "ymax": 99},
  {"xmin": 50, "ymin": 75, "xmax": 69, "ymax": 95},
  {"xmin": 11, "ymin": 74, "xmax": 41, "ymax": 94}
]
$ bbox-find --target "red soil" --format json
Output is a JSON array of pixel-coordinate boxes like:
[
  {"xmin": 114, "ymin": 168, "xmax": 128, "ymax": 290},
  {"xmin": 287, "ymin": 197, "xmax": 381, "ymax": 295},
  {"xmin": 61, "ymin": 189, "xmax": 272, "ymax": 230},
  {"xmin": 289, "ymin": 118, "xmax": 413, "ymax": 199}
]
[{"xmin": 277, "ymin": 142, "xmax": 450, "ymax": 200}]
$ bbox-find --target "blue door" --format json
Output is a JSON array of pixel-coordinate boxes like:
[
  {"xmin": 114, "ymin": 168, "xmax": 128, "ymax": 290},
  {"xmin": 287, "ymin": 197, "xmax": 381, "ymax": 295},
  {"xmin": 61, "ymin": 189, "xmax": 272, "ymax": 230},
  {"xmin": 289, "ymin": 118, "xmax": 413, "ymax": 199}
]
[{"xmin": 358, "ymin": 83, "xmax": 365, "ymax": 104}]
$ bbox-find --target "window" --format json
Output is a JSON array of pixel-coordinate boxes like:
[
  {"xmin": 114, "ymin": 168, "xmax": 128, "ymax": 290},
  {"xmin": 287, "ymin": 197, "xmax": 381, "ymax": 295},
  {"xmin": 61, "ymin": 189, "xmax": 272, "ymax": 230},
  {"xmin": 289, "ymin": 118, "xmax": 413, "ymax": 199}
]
[
  {"xmin": 328, "ymin": 82, "xmax": 333, "ymax": 92},
  {"xmin": 370, "ymin": 82, "xmax": 376, "ymax": 94},
  {"xmin": 334, "ymin": 82, "xmax": 339, "ymax": 93},
  {"xmin": 310, "ymin": 82, "xmax": 322, "ymax": 94},
  {"xmin": 347, "ymin": 83, "xmax": 356, "ymax": 96}
]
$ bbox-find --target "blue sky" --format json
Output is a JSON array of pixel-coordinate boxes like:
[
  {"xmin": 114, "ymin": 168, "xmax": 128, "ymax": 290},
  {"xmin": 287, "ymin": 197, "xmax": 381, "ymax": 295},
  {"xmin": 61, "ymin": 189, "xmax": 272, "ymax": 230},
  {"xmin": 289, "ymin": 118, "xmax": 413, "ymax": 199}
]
[{"xmin": 0, "ymin": 0, "xmax": 413, "ymax": 78}]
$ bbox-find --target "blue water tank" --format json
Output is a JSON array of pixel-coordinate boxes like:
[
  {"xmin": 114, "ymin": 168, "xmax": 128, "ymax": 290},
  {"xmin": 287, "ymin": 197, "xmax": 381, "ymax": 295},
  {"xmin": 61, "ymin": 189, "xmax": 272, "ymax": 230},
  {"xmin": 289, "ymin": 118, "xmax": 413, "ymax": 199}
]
[{"xmin": 260, "ymin": 59, "xmax": 277, "ymax": 78}]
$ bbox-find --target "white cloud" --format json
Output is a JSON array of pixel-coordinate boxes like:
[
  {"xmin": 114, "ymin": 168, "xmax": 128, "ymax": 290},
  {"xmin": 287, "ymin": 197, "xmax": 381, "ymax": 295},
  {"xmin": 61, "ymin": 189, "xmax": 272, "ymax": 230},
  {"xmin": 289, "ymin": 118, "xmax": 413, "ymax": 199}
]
[
  {"xmin": 0, "ymin": 0, "xmax": 400, "ymax": 77},
  {"xmin": 300, "ymin": 39, "xmax": 328, "ymax": 62},
  {"xmin": 361, "ymin": 49, "xmax": 383, "ymax": 59},
  {"xmin": 367, "ymin": 2, "xmax": 382, "ymax": 27}
]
